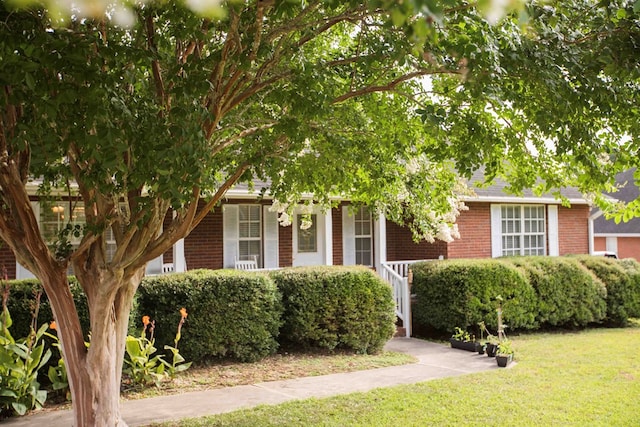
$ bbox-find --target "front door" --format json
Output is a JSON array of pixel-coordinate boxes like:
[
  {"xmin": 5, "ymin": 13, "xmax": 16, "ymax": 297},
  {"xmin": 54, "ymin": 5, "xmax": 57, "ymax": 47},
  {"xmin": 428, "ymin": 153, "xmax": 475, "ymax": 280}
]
[{"xmin": 292, "ymin": 206, "xmax": 325, "ymax": 266}]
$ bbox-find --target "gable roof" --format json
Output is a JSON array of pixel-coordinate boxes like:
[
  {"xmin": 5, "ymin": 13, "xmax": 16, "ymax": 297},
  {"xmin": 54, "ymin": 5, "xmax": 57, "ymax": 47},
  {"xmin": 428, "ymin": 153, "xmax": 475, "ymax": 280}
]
[
  {"xmin": 593, "ymin": 168, "xmax": 640, "ymax": 235},
  {"xmin": 465, "ymin": 168, "xmax": 588, "ymax": 205}
]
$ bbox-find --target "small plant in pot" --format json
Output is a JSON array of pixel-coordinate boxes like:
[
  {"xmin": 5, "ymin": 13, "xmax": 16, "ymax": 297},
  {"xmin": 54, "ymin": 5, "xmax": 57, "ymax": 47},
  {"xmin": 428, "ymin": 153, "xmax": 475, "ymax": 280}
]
[
  {"xmin": 485, "ymin": 334, "xmax": 499, "ymax": 357},
  {"xmin": 496, "ymin": 339, "xmax": 514, "ymax": 367},
  {"xmin": 477, "ymin": 321, "xmax": 487, "ymax": 355},
  {"xmin": 449, "ymin": 327, "xmax": 481, "ymax": 352}
]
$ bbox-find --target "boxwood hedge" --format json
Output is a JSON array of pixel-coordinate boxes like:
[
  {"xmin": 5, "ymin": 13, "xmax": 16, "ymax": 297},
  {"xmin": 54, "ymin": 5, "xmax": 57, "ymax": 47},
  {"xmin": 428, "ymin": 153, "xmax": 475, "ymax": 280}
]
[
  {"xmin": 137, "ymin": 269, "xmax": 282, "ymax": 363},
  {"xmin": 411, "ymin": 259, "xmax": 537, "ymax": 334},
  {"xmin": 270, "ymin": 266, "xmax": 396, "ymax": 354},
  {"xmin": 2, "ymin": 277, "xmax": 90, "ymax": 339},
  {"xmin": 507, "ymin": 257, "xmax": 607, "ymax": 327},
  {"xmin": 574, "ymin": 256, "xmax": 635, "ymax": 326}
]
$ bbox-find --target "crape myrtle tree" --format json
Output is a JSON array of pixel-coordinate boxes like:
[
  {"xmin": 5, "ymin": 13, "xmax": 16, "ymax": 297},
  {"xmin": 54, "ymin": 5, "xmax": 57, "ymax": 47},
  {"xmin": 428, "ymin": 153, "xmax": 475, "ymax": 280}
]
[{"xmin": 0, "ymin": 0, "xmax": 639, "ymax": 425}]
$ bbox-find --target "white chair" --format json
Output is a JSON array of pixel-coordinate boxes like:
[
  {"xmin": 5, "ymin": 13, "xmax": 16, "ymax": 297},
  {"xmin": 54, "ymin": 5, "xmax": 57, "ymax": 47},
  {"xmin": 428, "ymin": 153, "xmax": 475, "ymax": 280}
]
[{"xmin": 234, "ymin": 255, "xmax": 258, "ymax": 271}]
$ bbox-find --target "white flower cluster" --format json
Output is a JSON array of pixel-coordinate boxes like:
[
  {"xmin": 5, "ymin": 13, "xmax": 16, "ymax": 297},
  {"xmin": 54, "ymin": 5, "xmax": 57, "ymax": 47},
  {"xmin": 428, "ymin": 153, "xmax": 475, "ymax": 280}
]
[{"xmin": 269, "ymin": 199, "xmax": 292, "ymax": 227}]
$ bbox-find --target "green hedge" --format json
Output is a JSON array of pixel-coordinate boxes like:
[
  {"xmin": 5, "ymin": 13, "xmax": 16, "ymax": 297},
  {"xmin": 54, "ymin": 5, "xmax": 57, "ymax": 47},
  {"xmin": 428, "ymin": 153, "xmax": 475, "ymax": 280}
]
[
  {"xmin": 575, "ymin": 256, "xmax": 635, "ymax": 326},
  {"xmin": 507, "ymin": 257, "xmax": 607, "ymax": 327},
  {"xmin": 2, "ymin": 277, "xmax": 90, "ymax": 339},
  {"xmin": 270, "ymin": 266, "xmax": 396, "ymax": 354},
  {"xmin": 137, "ymin": 270, "xmax": 282, "ymax": 363},
  {"xmin": 411, "ymin": 259, "xmax": 537, "ymax": 334},
  {"xmin": 618, "ymin": 258, "xmax": 640, "ymax": 318}
]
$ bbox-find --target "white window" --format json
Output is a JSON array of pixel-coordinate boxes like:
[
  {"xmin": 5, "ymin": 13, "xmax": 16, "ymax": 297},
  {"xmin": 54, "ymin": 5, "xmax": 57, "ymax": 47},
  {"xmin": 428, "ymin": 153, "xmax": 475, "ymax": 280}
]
[
  {"xmin": 238, "ymin": 205, "xmax": 262, "ymax": 265},
  {"xmin": 223, "ymin": 204, "xmax": 279, "ymax": 269},
  {"xmin": 498, "ymin": 205, "xmax": 546, "ymax": 256},
  {"xmin": 354, "ymin": 207, "xmax": 373, "ymax": 266},
  {"xmin": 297, "ymin": 214, "xmax": 317, "ymax": 253},
  {"xmin": 39, "ymin": 200, "xmax": 85, "ymax": 249}
]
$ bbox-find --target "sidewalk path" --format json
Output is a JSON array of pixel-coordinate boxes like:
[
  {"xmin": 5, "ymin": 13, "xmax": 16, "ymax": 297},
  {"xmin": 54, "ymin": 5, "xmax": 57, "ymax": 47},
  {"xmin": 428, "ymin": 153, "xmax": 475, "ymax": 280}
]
[{"xmin": 5, "ymin": 338, "xmax": 501, "ymax": 426}]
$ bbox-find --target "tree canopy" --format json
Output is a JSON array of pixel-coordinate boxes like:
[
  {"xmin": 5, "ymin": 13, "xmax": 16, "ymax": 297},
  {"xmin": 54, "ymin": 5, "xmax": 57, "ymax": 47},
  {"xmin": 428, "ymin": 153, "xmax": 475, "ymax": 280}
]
[{"xmin": 1, "ymin": 0, "xmax": 639, "ymax": 424}]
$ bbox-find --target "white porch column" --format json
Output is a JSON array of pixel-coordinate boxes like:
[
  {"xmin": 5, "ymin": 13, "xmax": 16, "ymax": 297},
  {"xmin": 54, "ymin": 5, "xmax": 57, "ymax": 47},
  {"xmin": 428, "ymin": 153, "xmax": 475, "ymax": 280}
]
[
  {"xmin": 173, "ymin": 238, "xmax": 186, "ymax": 272},
  {"xmin": 324, "ymin": 209, "xmax": 333, "ymax": 265},
  {"xmin": 374, "ymin": 214, "xmax": 387, "ymax": 272}
]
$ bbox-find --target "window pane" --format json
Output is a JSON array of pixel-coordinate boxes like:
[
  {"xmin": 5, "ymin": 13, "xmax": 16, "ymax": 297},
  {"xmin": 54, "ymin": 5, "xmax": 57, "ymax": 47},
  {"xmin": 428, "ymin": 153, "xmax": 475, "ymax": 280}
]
[{"xmin": 297, "ymin": 215, "xmax": 317, "ymax": 253}]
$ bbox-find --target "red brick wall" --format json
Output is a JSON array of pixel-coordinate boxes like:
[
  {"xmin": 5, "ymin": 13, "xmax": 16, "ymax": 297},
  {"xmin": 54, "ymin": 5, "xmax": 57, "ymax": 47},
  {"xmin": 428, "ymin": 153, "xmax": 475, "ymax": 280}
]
[
  {"xmin": 183, "ymin": 201, "xmax": 223, "ymax": 270},
  {"xmin": 0, "ymin": 245, "xmax": 17, "ymax": 279},
  {"xmin": 385, "ymin": 221, "xmax": 448, "ymax": 261},
  {"xmin": 613, "ymin": 237, "xmax": 640, "ymax": 260},
  {"xmin": 448, "ymin": 202, "xmax": 492, "ymax": 259},
  {"xmin": 558, "ymin": 205, "xmax": 589, "ymax": 255},
  {"xmin": 594, "ymin": 237, "xmax": 606, "ymax": 252},
  {"xmin": 332, "ymin": 206, "xmax": 343, "ymax": 265}
]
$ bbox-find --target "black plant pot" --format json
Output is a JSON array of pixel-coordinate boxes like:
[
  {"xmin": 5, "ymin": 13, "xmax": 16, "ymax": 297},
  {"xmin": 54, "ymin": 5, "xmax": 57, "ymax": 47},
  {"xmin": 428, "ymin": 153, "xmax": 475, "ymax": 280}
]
[
  {"xmin": 485, "ymin": 343, "xmax": 498, "ymax": 357},
  {"xmin": 450, "ymin": 338, "xmax": 481, "ymax": 352},
  {"xmin": 496, "ymin": 354, "xmax": 513, "ymax": 367}
]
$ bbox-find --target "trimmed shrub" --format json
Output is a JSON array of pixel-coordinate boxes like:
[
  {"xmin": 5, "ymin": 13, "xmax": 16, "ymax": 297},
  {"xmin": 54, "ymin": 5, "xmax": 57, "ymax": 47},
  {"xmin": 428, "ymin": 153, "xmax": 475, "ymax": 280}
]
[
  {"xmin": 3, "ymin": 277, "xmax": 90, "ymax": 339},
  {"xmin": 576, "ymin": 256, "xmax": 635, "ymax": 326},
  {"xmin": 507, "ymin": 257, "xmax": 607, "ymax": 328},
  {"xmin": 618, "ymin": 258, "xmax": 640, "ymax": 318},
  {"xmin": 271, "ymin": 266, "xmax": 396, "ymax": 354},
  {"xmin": 138, "ymin": 270, "xmax": 282, "ymax": 363},
  {"xmin": 411, "ymin": 259, "xmax": 537, "ymax": 334}
]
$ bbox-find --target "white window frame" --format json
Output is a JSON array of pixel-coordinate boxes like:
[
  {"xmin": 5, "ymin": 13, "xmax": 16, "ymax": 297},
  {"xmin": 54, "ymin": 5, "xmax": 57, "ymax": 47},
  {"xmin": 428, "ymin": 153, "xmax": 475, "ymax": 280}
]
[
  {"xmin": 354, "ymin": 206, "xmax": 373, "ymax": 266},
  {"xmin": 492, "ymin": 204, "xmax": 548, "ymax": 257},
  {"xmin": 238, "ymin": 204, "xmax": 262, "ymax": 266},
  {"xmin": 296, "ymin": 214, "xmax": 318, "ymax": 253}
]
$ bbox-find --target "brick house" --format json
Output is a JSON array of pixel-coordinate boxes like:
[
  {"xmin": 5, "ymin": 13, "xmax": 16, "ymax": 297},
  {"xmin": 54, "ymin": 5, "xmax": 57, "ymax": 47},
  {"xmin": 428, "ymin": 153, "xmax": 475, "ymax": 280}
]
[
  {"xmin": 0, "ymin": 173, "xmax": 592, "ymax": 280},
  {"xmin": 592, "ymin": 168, "xmax": 640, "ymax": 260}
]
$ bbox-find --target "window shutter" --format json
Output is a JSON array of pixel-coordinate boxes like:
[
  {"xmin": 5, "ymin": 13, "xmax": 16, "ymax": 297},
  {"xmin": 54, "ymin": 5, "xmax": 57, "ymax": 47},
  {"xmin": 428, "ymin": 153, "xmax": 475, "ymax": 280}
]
[
  {"xmin": 223, "ymin": 204, "xmax": 239, "ymax": 268},
  {"xmin": 547, "ymin": 205, "xmax": 559, "ymax": 256},
  {"xmin": 342, "ymin": 206, "xmax": 356, "ymax": 265},
  {"xmin": 263, "ymin": 205, "xmax": 279, "ymax": 268},
  {"xmin": 490, "ymin": 204, "xmax": 502, "ymax": 258}
]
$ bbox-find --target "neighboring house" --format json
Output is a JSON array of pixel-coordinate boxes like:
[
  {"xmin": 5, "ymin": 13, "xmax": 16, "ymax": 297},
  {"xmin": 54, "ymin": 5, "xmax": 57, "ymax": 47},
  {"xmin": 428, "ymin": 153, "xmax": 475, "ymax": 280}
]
[
  {"xmin": 592, "ymin": 168, "xmax": 640, "ymax": 260},
  {"xmin": 0, "ymin": 171, "xmax": 592, "ymax": 280}
]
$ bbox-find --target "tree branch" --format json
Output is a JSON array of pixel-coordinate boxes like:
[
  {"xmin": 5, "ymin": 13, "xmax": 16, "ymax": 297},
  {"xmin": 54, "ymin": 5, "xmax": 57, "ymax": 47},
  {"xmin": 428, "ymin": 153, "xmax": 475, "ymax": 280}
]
[{"xmin": 332, "ymin": 68, "xmax": 462, "ymax": 104}]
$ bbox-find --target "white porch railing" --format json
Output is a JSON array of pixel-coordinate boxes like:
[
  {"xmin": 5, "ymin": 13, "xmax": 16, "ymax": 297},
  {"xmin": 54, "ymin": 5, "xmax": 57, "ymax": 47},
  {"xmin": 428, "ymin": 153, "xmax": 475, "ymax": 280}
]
[{"xmin": 380, "ymin": 260, "xmax": 431, "ymax": 338}]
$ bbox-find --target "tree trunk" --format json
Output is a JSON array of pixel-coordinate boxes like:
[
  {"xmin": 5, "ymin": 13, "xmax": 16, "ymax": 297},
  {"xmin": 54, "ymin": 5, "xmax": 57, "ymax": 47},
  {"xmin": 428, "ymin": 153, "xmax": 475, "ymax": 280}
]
[{"xmin": 42, "ymin": 266, "xmax": 143, "ymax": 426}]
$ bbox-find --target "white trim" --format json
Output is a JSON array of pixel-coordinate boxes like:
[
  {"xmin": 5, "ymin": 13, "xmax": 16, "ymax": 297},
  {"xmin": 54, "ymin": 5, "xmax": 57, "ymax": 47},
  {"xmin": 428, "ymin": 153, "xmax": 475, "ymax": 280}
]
[
  {"xmin": 547, "ymin": 205, "xmax": 559, "ymax": 256},
  {"xmin": 465, "ymin": 195, "xmax": 588, "ymax": 205},
  {"xmin": 490, "ymin": 204, "xmax": 502, "ymax": 258},
  {"xmin": 263, "ymin": 206, "xmax": 279, "ymax": 269},
  {"xmin": 589, "ymin": 216, "xmax": 595, "ymax": 255},
  {"xmin": 594, "ymin": 233, "xmax": 640, "ymax": 238},
  {"xmin": 374, "ymin": 214, "xmax": 386, "ymax": 273},
  {"xmin": 589, "ymin": 209, "xmax": 605, "ymax": 220},
  {"xmin": 173, "ymin": 239, "xmax": 186, "ymax": 272},
  {"xmin": 324, "ymin": 210, "xmax": 333, "ymax": 266}
]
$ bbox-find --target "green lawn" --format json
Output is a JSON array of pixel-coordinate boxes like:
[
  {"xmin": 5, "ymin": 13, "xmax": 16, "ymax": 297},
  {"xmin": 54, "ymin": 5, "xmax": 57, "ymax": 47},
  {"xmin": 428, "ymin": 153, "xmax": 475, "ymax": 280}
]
[{"xmin": 153, "ymin": 323, "xmax": 640, "ymax": 426}]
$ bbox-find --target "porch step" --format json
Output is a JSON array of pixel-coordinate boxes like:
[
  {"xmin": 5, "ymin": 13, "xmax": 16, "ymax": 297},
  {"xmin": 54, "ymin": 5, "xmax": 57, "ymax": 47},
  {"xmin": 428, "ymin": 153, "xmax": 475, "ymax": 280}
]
[{"xmin": 394, "ymin": 326, "xmax": 407, "ymax": 337}]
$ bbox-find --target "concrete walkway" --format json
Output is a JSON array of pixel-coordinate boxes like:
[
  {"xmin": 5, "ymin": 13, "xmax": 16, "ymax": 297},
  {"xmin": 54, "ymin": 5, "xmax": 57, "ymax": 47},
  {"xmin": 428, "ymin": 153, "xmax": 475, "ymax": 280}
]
[{"xmin": 5, "ymin": 338, "xmax": 502, "ymax": 426}]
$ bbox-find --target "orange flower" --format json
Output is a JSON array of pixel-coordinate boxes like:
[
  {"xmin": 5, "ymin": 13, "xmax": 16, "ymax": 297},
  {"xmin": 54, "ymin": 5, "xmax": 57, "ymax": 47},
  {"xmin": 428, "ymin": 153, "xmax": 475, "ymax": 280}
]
[
  {"xmin": 180, "ymin": 307, "xmax": 188, "ymax": 319},
  {"xmin": 49, "ymin": 321, "xmax": 57, "ymax": 330},
  {"xmin": 142, "ymin": 315, "xmax": 150, "ymax": 326}
]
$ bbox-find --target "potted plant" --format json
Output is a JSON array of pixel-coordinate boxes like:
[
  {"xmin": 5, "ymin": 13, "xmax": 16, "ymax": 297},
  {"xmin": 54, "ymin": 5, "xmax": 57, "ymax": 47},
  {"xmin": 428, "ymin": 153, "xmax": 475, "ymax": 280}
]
[
  {"xmin": 477, "ymin": 321, "xmax": 487, "ymax": 355},
  {"xmin": 485, "ymin": 334, "xmax": 499, "ymax": 357},
  {"xmin": 496, "ymin": 339, "xmax": 514, "ymax": 367},
  {"xmin": 449, "ymin": 327, "xmax": 481, "ymax": 352}
]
